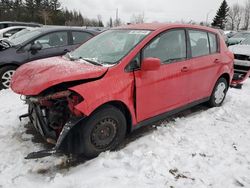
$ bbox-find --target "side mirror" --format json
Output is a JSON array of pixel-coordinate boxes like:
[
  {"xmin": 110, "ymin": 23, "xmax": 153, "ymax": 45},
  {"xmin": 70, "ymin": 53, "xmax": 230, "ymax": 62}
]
[
  {"xmin": 141, "ymin": 57, "xmax": 161, "ymax": 71},
  {"xmin": 30, "ymin": 43, "xmax": 42, "ymax": 52}
]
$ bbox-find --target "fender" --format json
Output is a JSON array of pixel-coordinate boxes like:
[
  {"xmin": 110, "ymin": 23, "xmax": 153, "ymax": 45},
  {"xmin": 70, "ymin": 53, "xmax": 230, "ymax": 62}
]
[
  {"xmin": 69, "ymin": 70, "xmax": 137, "ymax": 125},
  {"xmin": 209, "ymin": 59, "xmax": 233, "ymax": 95}
]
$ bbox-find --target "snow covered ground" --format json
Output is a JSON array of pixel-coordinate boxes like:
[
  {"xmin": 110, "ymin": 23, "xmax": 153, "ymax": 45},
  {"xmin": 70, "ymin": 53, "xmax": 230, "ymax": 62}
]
[{"xmin": 0, "ymin": 80, "xmax": 250, "ymax": 188}]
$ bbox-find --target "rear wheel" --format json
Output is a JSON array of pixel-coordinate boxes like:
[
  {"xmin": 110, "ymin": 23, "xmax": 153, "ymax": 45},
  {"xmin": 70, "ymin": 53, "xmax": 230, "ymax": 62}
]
[
  {"xmin": 208, "ymin": 77, "xmax": 228, "ymax": 107},
  {"xmin": 80, "ymin": 105, "xmax": 127, "ymax": 158},
  {"xmin": 0, "ymin": 65, "xmax": 17, "ymax": 89}
]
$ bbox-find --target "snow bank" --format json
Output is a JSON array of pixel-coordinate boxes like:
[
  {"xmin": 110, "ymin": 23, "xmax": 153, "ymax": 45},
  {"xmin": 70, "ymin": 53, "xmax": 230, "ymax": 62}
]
[{"xmin": 0, "ymin": 80, "xmax": 250, "ymax": 188}]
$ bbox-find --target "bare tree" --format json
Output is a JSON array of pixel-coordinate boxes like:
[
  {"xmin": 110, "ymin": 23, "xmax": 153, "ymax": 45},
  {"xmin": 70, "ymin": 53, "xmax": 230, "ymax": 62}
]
[
  {"xmin": 227, "ymin": 3, "xmax": 243, "ymax": 30},
  {"xmin": 40, "ymin": 9, "xmax": 51, "ymax": 25},
  {"xmin": 114, "ymin": 18, "xmax": 122, "ymax": 27},
  {"xmin": 243, "ymin": 0, "xmax": 250, "ymax": 30},
  {"xmin": 130, "ymin": 12, "xmax": 145, "ymax": 24},
  {"xmin": 97, "ymin": 14, "xmax": 104, "ymax": 27}
]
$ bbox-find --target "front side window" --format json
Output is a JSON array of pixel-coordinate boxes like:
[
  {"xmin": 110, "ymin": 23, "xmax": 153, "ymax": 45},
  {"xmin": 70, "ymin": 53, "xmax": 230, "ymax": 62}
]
[
  {"xmin": 189, "ymin": 30, "xmax": 209, "ymax": 57},
  {"xmin": 34, "ymin": 32, "xmax": 68, "ymax": 49},
  {"xmin": 143, "ymin": 29, "xmax": 187, "ymax": 63},
  {"xmin": 68, "ymin": 29, "xmax": 151, "ymax": 65}
]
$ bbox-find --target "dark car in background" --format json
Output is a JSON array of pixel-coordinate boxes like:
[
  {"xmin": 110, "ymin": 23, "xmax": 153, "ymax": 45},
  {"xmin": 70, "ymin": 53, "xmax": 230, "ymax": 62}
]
[
  {"xmin": 0, "ymin": 27, "xmax": 99, "ymax": 89},
  {"xmin": 0, "ymin": 21, "xmax": 41, "ymax": 29}
]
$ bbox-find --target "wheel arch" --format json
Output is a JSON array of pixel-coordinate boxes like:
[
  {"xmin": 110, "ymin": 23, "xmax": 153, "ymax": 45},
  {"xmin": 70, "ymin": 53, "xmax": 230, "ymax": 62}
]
[
  {"xmin": 219, "ymin": 73, "xmax": 230, "ymax": 88},
  {"xmin": 90, "ymin": 100, "xmax": 133, "ymax": 134},
  {"xmin": 0, "ymin": 63, "xmax": 19, "ymax": 69}
]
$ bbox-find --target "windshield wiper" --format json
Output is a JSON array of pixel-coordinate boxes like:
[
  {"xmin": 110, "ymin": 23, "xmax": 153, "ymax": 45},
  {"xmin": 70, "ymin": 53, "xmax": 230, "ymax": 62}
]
[
  {"xmin": 80, "ymin": 58, "xmax": 103, "ymax": 66},
  {"xmin": 65, "ymin": 53, "xmax": 103, "ymax": 66}
]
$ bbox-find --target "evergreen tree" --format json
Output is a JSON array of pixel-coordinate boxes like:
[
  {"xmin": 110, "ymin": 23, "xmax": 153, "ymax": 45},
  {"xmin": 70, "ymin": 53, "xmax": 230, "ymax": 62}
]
[
  {"xmin": 50, "ymin": 0, "xmax": 60, "ymax": 11},
  {"xmin": 0, "ymin": 0, "xmax": 104, "ymax": 27},
  {"xmin": 211, "ymin": 0, "xmax": 229, "ymax": 29},
  {"xmin": 25, "ymin": 0, "xmax": 35, "ymax": 21}
]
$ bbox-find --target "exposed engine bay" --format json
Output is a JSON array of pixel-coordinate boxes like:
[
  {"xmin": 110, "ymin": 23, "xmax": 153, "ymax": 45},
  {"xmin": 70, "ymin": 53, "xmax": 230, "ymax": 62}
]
[{"xmin": 22, "ymin": 90, "xmax": 85, "ymax": 158}]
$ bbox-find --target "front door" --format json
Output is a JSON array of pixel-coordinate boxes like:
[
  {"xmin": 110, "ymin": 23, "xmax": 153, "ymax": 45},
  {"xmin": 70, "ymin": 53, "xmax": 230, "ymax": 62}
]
[
  {"xmin": 28, "ymin": 31, "xmax": 69, "ymax": 61},
  {"xmin": 135, "ymin": 29, "xmax": 191, "ymax": 122}
]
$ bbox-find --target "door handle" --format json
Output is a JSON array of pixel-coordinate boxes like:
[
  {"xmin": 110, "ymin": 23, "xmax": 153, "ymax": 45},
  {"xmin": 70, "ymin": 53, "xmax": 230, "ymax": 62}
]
[{"xmin": 181, "ymin": 67, "xmax": 189, "ymax": 72}]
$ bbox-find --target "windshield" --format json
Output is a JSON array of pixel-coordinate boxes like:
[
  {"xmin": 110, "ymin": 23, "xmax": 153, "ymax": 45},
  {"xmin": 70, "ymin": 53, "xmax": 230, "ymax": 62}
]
[
  {"xmin": 68, "ymin": 29, "xmax": 151, "ymax": 65},
  {"xmin": 10, "ymin": 30, "xmax": 42, "ymax": 45},
  {"xmin": 232, "ymin": 32, "xmax": 250, "ymax": 39},
  {"xmin": 9, "ymin": 28, "xmax": 32, "ymax": 40},
  {"xmin": 241, "ymin": 38, "xmax": 250, "ymax": 45}
]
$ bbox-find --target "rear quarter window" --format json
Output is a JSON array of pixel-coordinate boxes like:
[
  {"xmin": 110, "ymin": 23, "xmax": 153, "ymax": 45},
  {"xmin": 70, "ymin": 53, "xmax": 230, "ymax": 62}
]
[{"xmin": 208, "ymin": 33, "xmax": 218, "ymax": 54}]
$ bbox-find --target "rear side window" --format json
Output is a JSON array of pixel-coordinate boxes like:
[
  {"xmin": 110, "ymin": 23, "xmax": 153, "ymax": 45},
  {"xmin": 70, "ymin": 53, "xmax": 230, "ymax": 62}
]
[
  {"xmin": 143, "ymin": 29, "xmax": 187, "ymax": 63},
  {"xmin": 208, "ymin": 33, "xmax": 218, "ymax": 53},
  {"xmin": 72, "ymin": 31, "xmax": 93, "ymax": 45},
  {"xmin": 188, "ymin": 30, "xmax": 209, "ymax": 57}
]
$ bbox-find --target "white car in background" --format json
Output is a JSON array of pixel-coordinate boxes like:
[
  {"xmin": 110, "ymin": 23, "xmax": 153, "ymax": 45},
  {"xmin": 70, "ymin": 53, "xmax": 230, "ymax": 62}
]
[
  {"xmin": 7, "ymin": 27, "xmax": 38, "ymax": 40},
  {"xmin": 0, "ymin": 26, "xmax": 28, "ymax": 38},
  {"xmin": 229, "ymin": 38, "xmax": 250, "ymax": 84}
]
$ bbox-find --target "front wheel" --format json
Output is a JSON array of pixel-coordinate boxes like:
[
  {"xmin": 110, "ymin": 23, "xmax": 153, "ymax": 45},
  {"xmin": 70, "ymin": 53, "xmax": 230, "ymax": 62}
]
[
  {"xmin": 0, "ymin": 66, "xmax": 17, "ymax": 89},
  {"xmin": 208, "ymin": 77, "xmax": 228, "ymax": 107},
  {"xmin": 80, "ymin": 105, "xmax": 127, "ymax": 158}
]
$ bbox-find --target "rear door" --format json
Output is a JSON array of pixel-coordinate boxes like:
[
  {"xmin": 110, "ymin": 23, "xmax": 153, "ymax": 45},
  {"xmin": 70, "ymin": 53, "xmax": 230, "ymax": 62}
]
[
  {"xmin": 135, "ymin": 29, "xmax": 191, "ymax": 122},
  {"xmin": 28, "ymin": 31, "xmax": 69, "ymax": 61},
  {"xmin": 187, "ymin": 30, "xmax": 221, "ymax": 100}
]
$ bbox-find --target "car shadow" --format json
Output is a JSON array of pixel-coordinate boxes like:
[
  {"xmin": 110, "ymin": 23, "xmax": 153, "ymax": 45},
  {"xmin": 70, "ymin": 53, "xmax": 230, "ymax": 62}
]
[{"xmin": 23, "ymin": 103, "xmax": 209, "ymax": 173}]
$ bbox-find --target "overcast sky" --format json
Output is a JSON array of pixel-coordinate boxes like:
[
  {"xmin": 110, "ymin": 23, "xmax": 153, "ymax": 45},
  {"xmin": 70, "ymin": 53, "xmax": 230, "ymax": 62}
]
[{"xmin": 60, "ymin": 0, "xmax": 242, "ymax": 25}]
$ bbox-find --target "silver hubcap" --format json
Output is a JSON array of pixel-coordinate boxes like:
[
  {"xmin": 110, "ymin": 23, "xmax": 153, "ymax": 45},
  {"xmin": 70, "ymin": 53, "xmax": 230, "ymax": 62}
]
[
  {"xmin": 1, "ymin": 70, "xmax": 15, "ymax": 88},
  {"xmin": 214, "ymin": 82, "xmax": 226, "ymax": 104}
]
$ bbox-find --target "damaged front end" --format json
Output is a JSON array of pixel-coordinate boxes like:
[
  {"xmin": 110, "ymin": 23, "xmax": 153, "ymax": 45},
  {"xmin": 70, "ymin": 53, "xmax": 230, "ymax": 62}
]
[{"xmin": 21, "ymin": 90, "xmax": 86, "ymax": 159}]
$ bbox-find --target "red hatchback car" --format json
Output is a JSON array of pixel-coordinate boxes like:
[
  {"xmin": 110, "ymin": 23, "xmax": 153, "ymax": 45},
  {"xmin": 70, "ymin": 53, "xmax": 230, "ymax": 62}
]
[{"xmin": 11, "ymin": 23, "xmax": 234, "ymax": 159}]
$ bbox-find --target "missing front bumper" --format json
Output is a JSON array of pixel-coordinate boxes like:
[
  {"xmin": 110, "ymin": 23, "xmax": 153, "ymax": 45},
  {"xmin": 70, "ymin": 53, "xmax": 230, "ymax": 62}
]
[{"xmin": 20, "ymin": 110, "xmax": 85, "ymax": 159}]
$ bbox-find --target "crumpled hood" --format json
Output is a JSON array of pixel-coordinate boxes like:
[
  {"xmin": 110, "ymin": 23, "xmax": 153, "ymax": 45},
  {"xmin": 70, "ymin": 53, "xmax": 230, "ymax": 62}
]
[
  {"xmin": 11, "ymin": 56, "xmax": 108, "ymax": 95},
  {"xmin": 229, "ymin": 45, "xmax": 250, "ymax": 56}
]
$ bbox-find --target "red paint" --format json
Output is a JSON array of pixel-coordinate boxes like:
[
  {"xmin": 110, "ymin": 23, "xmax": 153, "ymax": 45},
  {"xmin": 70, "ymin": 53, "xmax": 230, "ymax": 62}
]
[
  {"xmin": 141, "ymin": 58, "xmax": 161, "ymax": 71},
  {"xmin": 11, "ymin": 24, "xmax": 234, "ymax": 128},
  {"xmin": 11, "ymin": 56, "xmax": 107, "ymax": 95}
]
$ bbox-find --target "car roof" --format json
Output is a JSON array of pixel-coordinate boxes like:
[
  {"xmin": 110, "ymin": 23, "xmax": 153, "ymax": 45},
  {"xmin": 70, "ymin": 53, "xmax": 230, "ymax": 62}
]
[
  {"xmin": 0, "ymin": 26, "xmax": 28, "ymax": 31},
  {"xmin": 0, "ymin": 21, "xmax": 41, "ymax": 25},
  {"xmin": 35, "ymin": 26, "xmax": 100, "ymax": 35},
  {"xmin": 116, "ymin": 23, "xmax": 219, "ymax": 33}
]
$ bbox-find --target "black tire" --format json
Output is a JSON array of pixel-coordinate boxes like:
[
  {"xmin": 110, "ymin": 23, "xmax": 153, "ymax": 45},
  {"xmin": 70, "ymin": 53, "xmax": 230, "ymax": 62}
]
[
  {"xmin": 0, "ymin": 65, "xmax": 17, "ymax": 89},
  {"xmin": 208, "ymin": 77, "xmax": 228, "ymax": 107},
  {"xmin": 80, "ymin": 105, "xmax": 127, "ymax": 158}
]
